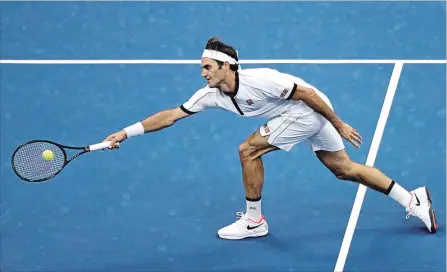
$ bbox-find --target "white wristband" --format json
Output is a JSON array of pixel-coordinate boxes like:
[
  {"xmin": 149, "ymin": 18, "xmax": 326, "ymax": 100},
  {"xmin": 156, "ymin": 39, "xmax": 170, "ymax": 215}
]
[{"xmin": 123, "ymin": 122, "xmax": 145, "ymax": 138}]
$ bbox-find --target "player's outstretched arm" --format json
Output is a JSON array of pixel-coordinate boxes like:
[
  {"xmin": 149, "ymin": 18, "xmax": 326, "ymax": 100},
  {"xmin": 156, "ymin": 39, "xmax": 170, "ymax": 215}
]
[
  {"xmin": 140, "ymin": 107, "xmax": 191, "ymax": 133},
  {"xmin": 103, "ymin": 107, "xmax": 191, "ymax": 149},
  {"xmin": 291, "ymin": 85, "xmax": 362, "ymax": 148}
]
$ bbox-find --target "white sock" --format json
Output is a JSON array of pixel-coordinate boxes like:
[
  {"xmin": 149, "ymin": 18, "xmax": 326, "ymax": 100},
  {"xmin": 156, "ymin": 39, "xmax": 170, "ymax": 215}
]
[
  {"xmin": 246, "ymin": 196, "xmax": 262, "ymax": 221},
  {"xmin": 387, "ymin": 181, "xmax": 412, "ymax": 208}
]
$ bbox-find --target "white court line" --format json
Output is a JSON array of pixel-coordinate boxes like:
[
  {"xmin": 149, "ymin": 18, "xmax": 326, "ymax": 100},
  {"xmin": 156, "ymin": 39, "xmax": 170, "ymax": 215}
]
[
  {"xmin": 334, "ymin": 62, "xmax": 404, "ymax": 272},
  {"xmin": 0, "ymin": 59, "xmax": 445, "ymax": 64},
  {"xmin": 0, "ymin": 0, "xmax": 441, "ymax": 1}
]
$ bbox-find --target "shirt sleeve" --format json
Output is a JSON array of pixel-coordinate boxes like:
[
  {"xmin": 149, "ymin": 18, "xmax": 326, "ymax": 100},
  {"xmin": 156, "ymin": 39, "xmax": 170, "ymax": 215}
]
[
  {"xmin": 180, "ymin": 87, "xmax": 217, "ymax": 114},
  {"xmin": 244, "ymin": 68, "xmax": 299, "ymax": 100},
  {"xmin": 264, "ymin": 70, "xmax": 299, "ymax": 100}
]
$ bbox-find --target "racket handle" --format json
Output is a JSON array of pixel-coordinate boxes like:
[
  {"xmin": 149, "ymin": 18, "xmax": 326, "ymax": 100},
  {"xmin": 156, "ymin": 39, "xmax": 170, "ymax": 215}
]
[{"xmin": 89, "ymin": 141, "xmax": 112, "ymax": 151}]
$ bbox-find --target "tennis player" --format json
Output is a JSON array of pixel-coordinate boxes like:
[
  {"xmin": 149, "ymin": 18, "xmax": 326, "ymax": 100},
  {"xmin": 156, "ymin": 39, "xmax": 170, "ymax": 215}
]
[{"xmin": 103, "ymin": 37, "xmax": 437, "ymax": 239}]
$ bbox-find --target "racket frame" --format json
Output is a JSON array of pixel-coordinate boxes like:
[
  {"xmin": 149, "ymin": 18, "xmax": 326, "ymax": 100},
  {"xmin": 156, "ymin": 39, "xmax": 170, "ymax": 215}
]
[{"xmin": 11, "ymin": 139, "xmax": 109, "ymax": 182}]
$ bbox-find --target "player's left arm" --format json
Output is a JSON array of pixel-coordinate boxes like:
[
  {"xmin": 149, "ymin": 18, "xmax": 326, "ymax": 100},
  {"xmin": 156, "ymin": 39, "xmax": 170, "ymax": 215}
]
[
  {"xmin": 291, "ymin": 85, "xmax": 362, "ymax": 148},
  {"xmin": 291, "ymin": 85, "xmax": 343, "ymax": 129}
]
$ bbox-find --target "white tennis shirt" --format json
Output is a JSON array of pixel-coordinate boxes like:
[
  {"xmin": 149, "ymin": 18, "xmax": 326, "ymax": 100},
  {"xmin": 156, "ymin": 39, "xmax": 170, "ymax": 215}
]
[{"xmin": 181, "ymin": 68, "xmax": 332, "ymax": 119}]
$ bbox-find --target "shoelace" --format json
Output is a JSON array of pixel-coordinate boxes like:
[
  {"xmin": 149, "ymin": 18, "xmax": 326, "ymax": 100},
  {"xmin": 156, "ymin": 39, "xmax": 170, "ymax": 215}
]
[
  {"xmin": 405, "ymin": 200, "xmax": 430, "ymax": 219},
  {"xmin": 224, "ymin": 211, "xmax": 248, "ymax": 231},
  {"xmin": 405, "ymin": 193, "xmax": 418, "ymax": 219},
  {"xmin": 236, "ymin": 211, "xmax": 244, "ymax": 219},
  {"xmin": 405, "ymin": 207, "xmax": 415, "ymax": 219}
]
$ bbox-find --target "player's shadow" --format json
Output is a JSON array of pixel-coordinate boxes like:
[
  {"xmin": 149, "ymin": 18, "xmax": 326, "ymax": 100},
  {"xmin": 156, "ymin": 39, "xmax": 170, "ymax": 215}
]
[
  {"xmin": 356, "ymin": 224, "xmax": 443, "ymax": 236},
  {"xmin": 66, "ymin": 224, "xmax": 442, "ymax": 272},
  {"xmin": 67, "ymin": 234, "xmax": 333, "ymax": 272}
]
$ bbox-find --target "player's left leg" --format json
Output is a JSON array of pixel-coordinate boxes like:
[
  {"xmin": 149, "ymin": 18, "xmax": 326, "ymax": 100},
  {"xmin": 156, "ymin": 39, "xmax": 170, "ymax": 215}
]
[
  {"xmin": 309, "ymin": 118, "xmax": 437, "ymax": 233},
  {"xmin": 316, "ymin": 149, "xmax": 437, "ymax": 233}
]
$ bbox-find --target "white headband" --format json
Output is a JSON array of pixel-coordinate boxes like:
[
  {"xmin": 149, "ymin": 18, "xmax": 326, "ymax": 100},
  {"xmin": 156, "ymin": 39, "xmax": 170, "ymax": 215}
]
[{"xmin": 201, "ymin": 49, "xmax": 238, "ymax": 65}]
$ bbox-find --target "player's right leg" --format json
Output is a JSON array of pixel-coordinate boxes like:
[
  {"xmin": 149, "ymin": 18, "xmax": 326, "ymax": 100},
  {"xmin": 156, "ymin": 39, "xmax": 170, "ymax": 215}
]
[
  {"xmin": 217, "ymin": 130, "xmax": 278, "ymax": 240},
  {"xmin": 217, "ymin": 113, "xmax": 323, "ymax": 240}
]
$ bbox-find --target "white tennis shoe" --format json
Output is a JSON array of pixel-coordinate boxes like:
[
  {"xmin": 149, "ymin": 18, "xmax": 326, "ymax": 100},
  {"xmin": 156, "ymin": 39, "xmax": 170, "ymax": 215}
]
[
  {"xmin": 217, "ymin": 211, "xmax": 268, "ymax": 240},
  {"xmin": 405, "ymin": 186, "xmax": 437, "ymax": 233}
]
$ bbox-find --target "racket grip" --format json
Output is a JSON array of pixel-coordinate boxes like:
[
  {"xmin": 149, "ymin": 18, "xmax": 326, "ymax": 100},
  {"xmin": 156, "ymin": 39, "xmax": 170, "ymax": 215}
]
[{"xmin": 89, "ymin": 141, "xmax": 112, "ymax": 151}]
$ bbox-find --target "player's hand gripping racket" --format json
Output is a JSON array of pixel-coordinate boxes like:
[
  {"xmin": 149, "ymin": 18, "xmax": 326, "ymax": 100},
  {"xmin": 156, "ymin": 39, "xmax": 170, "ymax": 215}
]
[{"xmin": 11, "ymin": 140, "xmax": 113, "ymax": 182}]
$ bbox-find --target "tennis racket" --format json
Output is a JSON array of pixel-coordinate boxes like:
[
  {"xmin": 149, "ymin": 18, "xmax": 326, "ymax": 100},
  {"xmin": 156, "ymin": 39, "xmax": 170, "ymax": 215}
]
[{"xmin": 11, "ymin": 140, "xmax": 113, "ymax": 182}]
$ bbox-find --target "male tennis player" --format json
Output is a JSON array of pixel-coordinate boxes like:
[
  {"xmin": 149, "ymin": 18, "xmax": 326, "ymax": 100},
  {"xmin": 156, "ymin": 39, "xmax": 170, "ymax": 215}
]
[{"xmin": 104, "ymin": 37, "xmax": 437, "ymax": 239}]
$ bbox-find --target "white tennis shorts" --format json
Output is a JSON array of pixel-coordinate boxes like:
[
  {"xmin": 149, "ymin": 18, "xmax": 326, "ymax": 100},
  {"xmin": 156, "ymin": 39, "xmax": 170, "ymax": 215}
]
[{"xmin": 259, "ymin": 111, "xmax": 345, "ymax": 152}]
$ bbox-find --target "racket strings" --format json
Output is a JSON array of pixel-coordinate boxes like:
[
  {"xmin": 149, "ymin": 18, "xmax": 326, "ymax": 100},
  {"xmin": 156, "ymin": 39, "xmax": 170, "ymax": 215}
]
[{"xmin": 12, "ymin": 142, "xmax": 65, "ymax": 181}]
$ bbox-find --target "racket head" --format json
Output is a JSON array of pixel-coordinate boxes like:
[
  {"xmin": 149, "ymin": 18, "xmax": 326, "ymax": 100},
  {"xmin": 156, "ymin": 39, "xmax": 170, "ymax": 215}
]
[{"xmin": 11, "ymin": 140, "xmax": 68, "ymax": 182}]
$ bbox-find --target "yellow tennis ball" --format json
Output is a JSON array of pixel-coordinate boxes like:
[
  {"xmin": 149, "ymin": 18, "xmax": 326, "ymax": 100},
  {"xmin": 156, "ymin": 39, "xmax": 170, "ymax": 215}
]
[{"xmin": 42, "ymin": 150, "xmax": 54, "ymax": 161}]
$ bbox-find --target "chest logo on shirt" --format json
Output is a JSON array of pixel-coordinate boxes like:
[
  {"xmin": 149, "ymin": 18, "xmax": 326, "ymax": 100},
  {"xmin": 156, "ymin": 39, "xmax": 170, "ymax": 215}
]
[{"xmin": 246, "ymin": 99, "xmax": 254, "ymax": 105}]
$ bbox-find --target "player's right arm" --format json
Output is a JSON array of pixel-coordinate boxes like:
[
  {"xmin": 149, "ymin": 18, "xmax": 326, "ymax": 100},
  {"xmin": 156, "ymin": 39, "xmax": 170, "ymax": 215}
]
[
  {"xmin": 103, "ymin": 87, "xmax": 216, "ymax": 149},
  {"xmin": 103, "ymin": 107, "xmax": 192, "ymax": 149},
  {"xmin": 140, "ymin": 107, "xmax": 191, "ymax": 133}
]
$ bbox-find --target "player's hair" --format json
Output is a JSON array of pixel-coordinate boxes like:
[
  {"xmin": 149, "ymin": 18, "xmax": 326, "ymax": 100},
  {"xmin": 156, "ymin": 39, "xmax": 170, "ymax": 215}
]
[{"xmin": 205, "ymin": 37, "xmax": 239, "ymax": 71}]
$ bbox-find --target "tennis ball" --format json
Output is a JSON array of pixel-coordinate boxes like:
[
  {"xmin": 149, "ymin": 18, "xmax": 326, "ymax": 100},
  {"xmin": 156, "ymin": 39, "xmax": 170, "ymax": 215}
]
[{"xmin": 42, "ymin": 150, "xmax": 54, "ymax": 161}]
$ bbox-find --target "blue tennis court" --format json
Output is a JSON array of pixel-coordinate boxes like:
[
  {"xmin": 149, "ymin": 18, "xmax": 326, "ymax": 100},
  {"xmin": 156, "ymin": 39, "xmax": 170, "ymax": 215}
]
[{"xmin": 1, "ymin": 1, "xmax": 445, "ymax": 271}]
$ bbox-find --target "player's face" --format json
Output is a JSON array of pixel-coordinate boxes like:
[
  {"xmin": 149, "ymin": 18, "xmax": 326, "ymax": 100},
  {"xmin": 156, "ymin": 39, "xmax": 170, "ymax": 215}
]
[{"xmin": 201, "ymin": 58, "xmax": 227, "ymax": 88}]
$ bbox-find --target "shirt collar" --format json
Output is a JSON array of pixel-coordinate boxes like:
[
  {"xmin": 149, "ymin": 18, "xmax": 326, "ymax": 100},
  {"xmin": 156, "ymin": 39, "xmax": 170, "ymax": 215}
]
[{"xmin": 222, "ymin": 71, "xmax": 239, "ymax": 97}]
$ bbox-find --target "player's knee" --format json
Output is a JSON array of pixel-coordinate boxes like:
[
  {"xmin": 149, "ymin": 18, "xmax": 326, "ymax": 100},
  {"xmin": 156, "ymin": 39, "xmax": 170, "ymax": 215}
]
[
  {"xmin": 335, "ymin": 171, "xmax": 351, "ymax": 180},
  {"xmin": 331, "ymin": 162, "xmax": 355, "ymax": 181},
  {"xmin": 238, "ymin": 141, "xmax": 255, "ymax": 161}
]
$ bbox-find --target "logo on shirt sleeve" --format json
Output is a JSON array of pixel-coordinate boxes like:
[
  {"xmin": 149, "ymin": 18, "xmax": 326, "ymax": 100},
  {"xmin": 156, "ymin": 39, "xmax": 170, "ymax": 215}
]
[
  {"xmin": 263, "ymin": 124, "xmax": 270, "ymax": 133},
  {"xmin": 280, "ymin": 89, "xmax": 289, "ymax": 98}
]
